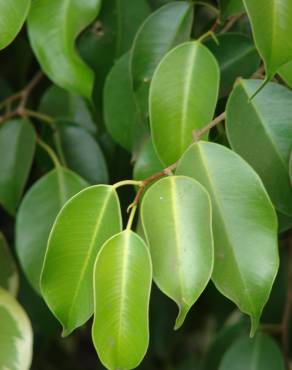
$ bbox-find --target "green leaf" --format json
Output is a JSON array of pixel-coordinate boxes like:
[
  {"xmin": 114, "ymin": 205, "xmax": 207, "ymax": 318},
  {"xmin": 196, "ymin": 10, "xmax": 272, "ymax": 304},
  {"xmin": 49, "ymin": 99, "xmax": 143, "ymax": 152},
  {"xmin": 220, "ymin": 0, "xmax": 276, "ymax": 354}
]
[
  {"xmin": 27, "ymin": 0, "xmax": 101, "ymax": 99},
  {"xmin": 0, "ymin": 288, "xmax": 33, "ymax": 370},
  {"xmin": 0, "ymin": 119, "xmax": 36, "ymax": 215},
  {"xmin": 141, "ymin": 176, "xmax": 214, "ymax": 329},
  {"xmin": 150, "ymin": 41, "xmax": 219, "ymax": 165},
  {"xmin": 133, "ymin": 138, "xmax": 164, "ymax": 181},
  {"xmin": 219, "ymin": 333, "xmax": 285, "ymax": 370},
  {"xmin": 205, "ymin": 33, "xmax": 260, "ymax": 97},
  {"xmin": 16, "ymin": 167, "xmax": 88, "ymax": 293},
  {"xmin": 58, "ymin": 123, "xmax": 109, "ymax": 184},
  {"xmin": 219, "ymin": 0, "xmax": 244, "ymax": 20},
  {"xmin": 0, "ymin": 233, "xmax": 18, "ymax": 297},
  {"xmin": 243, "ymin": 0, "xmax": 292, "ymax": 78},
  {"xmin": 39, "ymin": 85, "xmax": 96, "ymax": 134},
  {"xmin": 278, "ymin": 60, "xmax": 292, "ymax": 88},
  {"xmin": 92, "ymin": 230, "xmax": 152, "ymax": 370},
  {"xmin": 104, "ymin": 52, "xmax": 145, "ymax": 151},
  {"xmin": 177, "ymin": 142, "xmax": 279, "ymax": 334},
  {"xmin": 0, "ymin": 0, "xmax": 31, "ymax": 50},
  {"xmin": 41, "ymin": 185, "xmax": 122, "ymax": 335},
  {"xmin": 226, "ymin": 79, "xmax": 292, "ymax": 216}
]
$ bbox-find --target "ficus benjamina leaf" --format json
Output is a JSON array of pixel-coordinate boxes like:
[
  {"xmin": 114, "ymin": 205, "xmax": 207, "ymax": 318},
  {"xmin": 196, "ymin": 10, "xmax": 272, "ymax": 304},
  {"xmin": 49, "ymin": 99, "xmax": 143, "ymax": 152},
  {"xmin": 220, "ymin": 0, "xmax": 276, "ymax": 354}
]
[
  {"xmin": 243, "ymin": 0, "xmax": 292, "ymax": 82},
  {"xmin": 0, "ymin": 232, "xmax": 18, "ymax": 297},
  {"xmin": 41, "ymin": 185, "xmax": 122, "ymax": 336},
  {"xmin": 219, "ymin": 0, "xmax": 245, "ymax": 21},
  {"xmin": 27, "ymin": 0, "xmax": 102, "ymax": 99},
  {"xmin": 177, "ymin": 142, "xmax": 279, "ymax": 335},
  {"xmin": 141, "ymin": 175, "xmax": 214, "ymax": 329},
  {"xmin": 0, "ymin": 0, "xmax": 31, "ymax": 50},
  {"xmin": 226, "ymin": 79, "xmax": 292, "ymax": 216},
  {"xmin": 92, "ymin": 230, "xmax": 152, "ymax": 370},
  {"xmin": 150, "ymin": 41, "xmax": 219, "ymax": 165},
  {"xmin": 0, "ymin": 288, "xmax": 33, "ymax": 370}
]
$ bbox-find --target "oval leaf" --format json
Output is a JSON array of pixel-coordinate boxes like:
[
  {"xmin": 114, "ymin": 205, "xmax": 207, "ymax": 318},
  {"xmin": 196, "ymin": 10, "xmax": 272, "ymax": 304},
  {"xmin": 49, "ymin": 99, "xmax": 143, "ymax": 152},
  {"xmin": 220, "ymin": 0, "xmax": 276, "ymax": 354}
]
[
  {"xmin": 243, "ymin": 0, "xmax": 292, "ymax": 78},
  {"xmin": 0, "ymin": 288, "xmax": 33, "ymax": 370},
  {"xmin": 177, "ymin": 142, "xmax": 279, "ymax": 334},
  {"xmin": 16, "ymin": 167, "xmax": 88, "ymax": 293},
  {"xmin": 226, "ymin": 79, "xmax": 292, "ymax": 215},
  {"xmin": 219, "ymin": 333, "xmax": 285, "ymax": 370},
  {"xmin": 41, "ymin": 185, "xmax": 122, "ymax": 335},
  {"xmin": 141, "ymin": 176, "xmax": 214, "ymax": 329},
  {"xmin": 150, "ymin": 41, "xmax": 219, "ymax": 165},
  {"xmin": 27, "ymin": 0, "xmax": 101, "ymax": 98},
  {"xmin": 0, "ymin": 0, "xmax": 31, "ymax": 50},
  {"xmin": 0, "ymin": 232, "xmax": 18, "ymax": 296},
  {"xmin": 0, "ymin": 119, "xmax": 35, "ymax": 215},
  {"xmin": 92, "ymin": 230, "xmax": 152, "ymax": 370}
]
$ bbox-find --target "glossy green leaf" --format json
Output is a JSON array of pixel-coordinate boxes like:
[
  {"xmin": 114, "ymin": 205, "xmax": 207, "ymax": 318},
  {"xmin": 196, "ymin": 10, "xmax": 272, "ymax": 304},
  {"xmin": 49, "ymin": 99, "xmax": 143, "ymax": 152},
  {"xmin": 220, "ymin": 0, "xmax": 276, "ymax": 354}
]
[
  {"xmin": 243, "ymin": 0, "xmax": 292, "ymax": 78},
  {"xmin": 92, "ymin": 230, "xmax": 152, "ymax": 370},
  {"xmin": 27, "ymin": 0, "xmax": 101, "ymax": 99},
  {"xmin": 104, "ymin": 53, "xmax": 145, "ymax": 151},
  {"xmin": 177, "ymin": 142, "xmax": 279, "ymax": 334},
  {"xmin": 133, "ymin": 138, "xmax": 163, "ymax": 181},
  {"xmin": 58, "ymin": 123, "xmax": 109, "ymax": 184},
  {"xmin": 0, "ymin": 0, "xmax": 31, "ymax": 50},
  {"xmin": 41, "ymin": 185, "xmax": 122, "ymax": 335},
  {"xmin": 0, "ymin": 233, "xmax": 18, "ymax": 296},
  {"xmin": 150, "ymin": 41, "xmax": 219, "ymax": 165},
  {"xmin": 226, "ymin": 79, "xmax": 292, "ymax": 215},
  {"xmin": 39, "ymin": 85, "xmax": 96, "ymax": 134},
  {"xmin": 0, "ymin": 119, "xmax": 35, "ymax": 215},
  {"xmin": 0, "ymin": 288, "xmax": 33, "ymax": 370},
  {"xmin": 278, "ymin": 60, "xmax": 292, "ymax": 88},
  {"xmin": 205, "ymin": 33, "xmax": 260, "ymax": 97},
  {"xmin": 16, "ymin": 167, "xmax": 87, "ymax": 293},
  {"xmin": 219, "ymin": 0, "xmax": 244, "ymax": 20},
  {"xmin": 219, "ymin": 333, "xmax": 285, "ymax": 370},
  {"xmin": 142, "ymin": 176, "xmax": 214, "ymax": 329}
]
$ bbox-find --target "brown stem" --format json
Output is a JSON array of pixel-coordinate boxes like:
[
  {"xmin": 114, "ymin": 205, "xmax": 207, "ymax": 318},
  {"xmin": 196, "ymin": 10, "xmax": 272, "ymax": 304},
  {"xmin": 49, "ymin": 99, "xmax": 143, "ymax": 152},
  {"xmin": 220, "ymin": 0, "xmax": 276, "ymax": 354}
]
[
  {"xmin": 193, "ymin": 111, "xmax": 226, "ymax": 141},
  {"xmin": 220, "ymin": 12, "xmax": 246, "ymax": 34}
]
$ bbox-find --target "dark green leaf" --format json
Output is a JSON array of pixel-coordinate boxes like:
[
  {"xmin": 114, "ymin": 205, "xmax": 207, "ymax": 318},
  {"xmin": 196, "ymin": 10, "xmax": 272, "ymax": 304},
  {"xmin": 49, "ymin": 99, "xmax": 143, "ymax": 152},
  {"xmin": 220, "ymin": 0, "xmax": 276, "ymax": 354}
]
[
  {"xmin": 219, "ymin": 0, "xmax": 244, "ymax": 20},
  {"xmin": 0, "ymin": 232, "xmax": 18, "ymax": 296}
]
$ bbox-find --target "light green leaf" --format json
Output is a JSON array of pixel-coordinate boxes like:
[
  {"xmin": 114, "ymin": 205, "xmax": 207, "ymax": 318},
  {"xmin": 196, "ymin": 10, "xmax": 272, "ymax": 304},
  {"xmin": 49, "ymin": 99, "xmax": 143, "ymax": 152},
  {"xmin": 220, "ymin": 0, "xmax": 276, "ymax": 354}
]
[
  {"xmin": 0, "ymin": 119, "xmax": 35, "ymax": 215},
  {"xmin": 141, "ymin": 176, "xmax": 214, "ymax": 329},
  {"xmin": 150, "ymin": 41, "xmax": 219, "ymax": 165},
  {"xmin": 58, "ymin": 123, "xmax": 109, "ymax": 184},
  {"xmin": 226, "ymin": 79, "xmax": 292, "ymax": 216},
  {"xmin": 278, "ymin": 60, "xmax": 292, "ymax": 88},
  {"xmin": 0, "ymin": 0, "xmax": 31, "ymax": 50},
  {"xmin": 27, "ymin": 0, "xmax": 101, "ymax": 99},
  {"xmin": 16, "ymin": 167, "xmax": 88, "ymax": 293},
  {"xmin": 92, "ymin": 230, "xmax": 152, "ymax": 370},
  {"xmin": 0, "ymin": 233, "xmax": 18, "ymax": 297},
  {"xmin": 39, "ymin": 85, "xmax": 96, "ymax": 134},
  {"xmin": 219, "ymin": 333, "xmax": 285, "ymax": 370},
  {"xmin": 177, "ymin": 142, "xmax": 279, "ymax": 334},
  {"xmin": 104, "ymin": 52, "xmax": 145, "ymax": 151},
  {"xmin": 243, "ymin": 0, "xmax": 292, "ymax": 79},
  {"xmin": 0, "ymin": 288, "xmax": 33, "ymax": 370},
  {"xmin": 219, "ymin": 0, "xmax": 244, "ymax": 20},
  {"xmin": 205, "ymin": 33, "xmax": 260, "ymax": 97},
  {"xmin": 41, "ymin": 185, "xmax": 122, "ymax": 335}
]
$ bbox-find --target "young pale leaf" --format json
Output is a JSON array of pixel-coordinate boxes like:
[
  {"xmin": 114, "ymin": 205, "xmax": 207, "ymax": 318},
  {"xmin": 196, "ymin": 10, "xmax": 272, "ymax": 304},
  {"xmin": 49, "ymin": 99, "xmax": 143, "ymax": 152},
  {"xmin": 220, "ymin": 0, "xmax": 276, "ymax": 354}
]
[
  {"xmin": 16, "ymin": 168, "xmax": 87, "ymax": 293},
  {"xmin": 27, "ymin": 0, "xmax": 101, "ymax": 99},
  {"xmin": 41, "ymin": 185, "xmax": 122, "ymax": 336},
  {"xmin": 104, "ymin": 53, "xmax": 145, "ymax": 151},
  {"xmin": 205, "ymin": 33, "xmax": 260, "ymax": 97},
  {"xmin": 177, "ymin": 142, "xmax": 279, "ymax": 335},
  {"xmin": 243, "ymin": 0, "xmax": 292, "ymax": 79},
  {"xmin": 92, "ymin": 230, "xmax": 152, "ymax": 370},
  {"xmin": 219, "ymin": 333, "xmax": 285, "ymax": 370},
  {"xmin": 0, "ymin": 119, "xmax": 35, "ymax": 215},
  {"xmin": 226, "ymin": 79, "xmax": 292, "ymax": 216},
  {"xmin": 150, "ymin": 41, "xmax": 219, "ymax": 165},
  {"xmin": 0, "ymin": 233, "xmax": 18, "ymax": 297},
  {"xmin": 58, "ymin": 123, "xmax": 109, "ymax": 184},
  {"xmin": 0, "ymin": 0, "xmax": 31, "ymax": 50},
  {"xmin": 0, "ymin": 288, "xmax": 33, "ymax": 370},
  {"xmin": 141, "ymin": 176, "xmax": 214, "ymax": 329}
]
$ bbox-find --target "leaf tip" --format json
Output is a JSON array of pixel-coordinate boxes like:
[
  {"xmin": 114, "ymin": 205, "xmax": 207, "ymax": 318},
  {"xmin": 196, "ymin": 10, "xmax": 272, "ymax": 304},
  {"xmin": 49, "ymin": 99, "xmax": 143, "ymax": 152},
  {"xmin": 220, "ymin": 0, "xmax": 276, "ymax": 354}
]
[
  {"xmin": 249, "ymin": 314, "xmax": 260, "ymax": 338},
  {"xmin": 61, "ymin": 326, "xmax": 73, "ymax": 338},
  {"xmin": 174, "ymin": 303, "xmax": 190, "ymax": 330}
]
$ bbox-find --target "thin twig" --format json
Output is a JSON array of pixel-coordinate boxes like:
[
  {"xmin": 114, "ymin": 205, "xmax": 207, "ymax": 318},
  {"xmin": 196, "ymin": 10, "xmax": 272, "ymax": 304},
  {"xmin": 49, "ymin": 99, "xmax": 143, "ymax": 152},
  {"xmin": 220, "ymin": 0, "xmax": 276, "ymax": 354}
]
[
  {"xmin": 193, "ymin": 111, "xmax": 226, "ymax": 141},
  {"xmin": 220, "ymin": 12, "xmax": 246, "ymax": 34}
]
